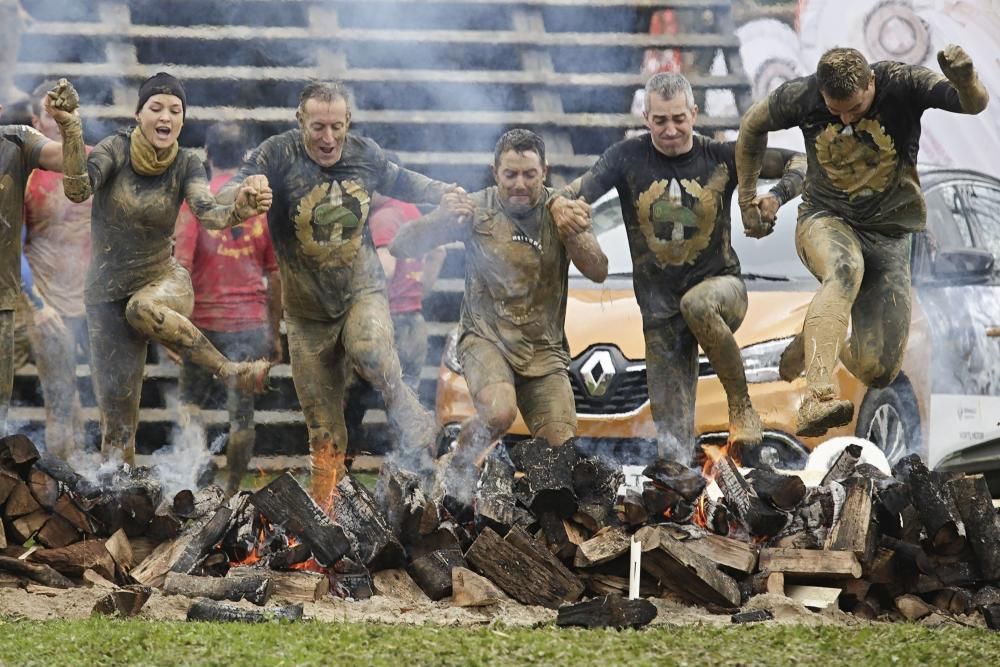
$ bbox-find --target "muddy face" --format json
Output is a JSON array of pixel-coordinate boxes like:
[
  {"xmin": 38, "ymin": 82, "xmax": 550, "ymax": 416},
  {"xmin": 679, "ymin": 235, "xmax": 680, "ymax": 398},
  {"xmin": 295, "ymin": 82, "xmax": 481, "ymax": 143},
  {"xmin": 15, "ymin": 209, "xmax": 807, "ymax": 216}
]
[
  {"xmin": 135, "ymin": 93, "xmax": 184, "ymax": 150},
  {"xmin": 821, "ymin": 75, "xmax": 876, "ymax": 125},
  {"xmin": 491, "ymin": 149, "xmax": 547, "ymax": 216},
  {"xmin": 644, "ymin": 91, "xmax": 698, "ymax": 157},
  {"xmin": 298, "ymin": 97, "xmax": 351, "ymax": 168}
]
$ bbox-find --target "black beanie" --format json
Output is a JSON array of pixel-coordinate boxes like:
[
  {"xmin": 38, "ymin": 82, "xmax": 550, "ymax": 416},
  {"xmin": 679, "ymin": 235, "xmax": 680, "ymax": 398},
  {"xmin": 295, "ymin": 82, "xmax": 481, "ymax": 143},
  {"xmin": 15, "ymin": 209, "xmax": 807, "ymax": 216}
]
[{"xmin": 136, "ymin": 72, "xmax": 187, "ymax": 118}]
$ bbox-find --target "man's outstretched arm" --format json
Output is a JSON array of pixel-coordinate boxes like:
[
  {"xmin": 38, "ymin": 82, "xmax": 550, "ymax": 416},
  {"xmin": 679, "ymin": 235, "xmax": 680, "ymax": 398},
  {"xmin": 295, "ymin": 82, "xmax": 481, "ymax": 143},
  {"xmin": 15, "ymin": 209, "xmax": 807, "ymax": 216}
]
[
  {"xmin": 936, "ymin": 44, "xmax": 989, "ymax": 115},
  {"xmin": 735, "ymin": 98, "xmax": 781, "ymax": 237}
]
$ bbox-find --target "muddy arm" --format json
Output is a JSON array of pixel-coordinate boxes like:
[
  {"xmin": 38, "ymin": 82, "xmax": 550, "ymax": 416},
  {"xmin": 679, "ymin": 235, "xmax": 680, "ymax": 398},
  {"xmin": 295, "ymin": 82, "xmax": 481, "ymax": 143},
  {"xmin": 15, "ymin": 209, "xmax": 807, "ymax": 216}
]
[
  {"xmin": 389, "ymin": 207, "xmax": 467, "ymax": 259},
  {"xmin": 758, "ymin": 148, "xmax": 807, "ymax": 206},
  {"xmin": 735, "ymin": 98, "xmax": 778, "ymax": 214},
  {"xmin": 563, "ymin": 229, "xmax": 608, "ymax": 283}
]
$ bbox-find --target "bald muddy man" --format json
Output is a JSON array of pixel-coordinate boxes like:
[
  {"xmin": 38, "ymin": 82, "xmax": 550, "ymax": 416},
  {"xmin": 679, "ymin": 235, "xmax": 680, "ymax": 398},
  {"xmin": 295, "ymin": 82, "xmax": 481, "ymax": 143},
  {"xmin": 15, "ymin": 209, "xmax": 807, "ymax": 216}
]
[
  {"xmin": 392, "ymin": 129, "xmax": 607, "ymax": 499},
  {"xmin": 0, "ymin": 81, "xmax": 78, "ymax": 436},
  {"xmin": 221, "ymin": 82, "xmax": 473, "ymax": 504},
  {"xmin": 736, "ymin": 45, "xmax": 989, "ymax": 436},
  {"xmin": 551, "ymin": 72, "xmax": 806, "ymax": 464}
]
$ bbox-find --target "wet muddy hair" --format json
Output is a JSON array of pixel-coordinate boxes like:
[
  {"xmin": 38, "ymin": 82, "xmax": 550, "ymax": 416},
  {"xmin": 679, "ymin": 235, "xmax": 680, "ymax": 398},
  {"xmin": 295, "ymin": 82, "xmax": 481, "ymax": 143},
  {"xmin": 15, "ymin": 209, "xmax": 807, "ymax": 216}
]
[
  {"xmin": 298, "ymin": 80, "xmax": 352, "ymax": 113},
  {"xmin": 644, "ymin": 72, "xmax": 695, "ymax": 111},
  {"xmin": 205, "ymin": 122, "xmax": 246, "ymax": 170},
  {"xmin": 31, "ymin": 79, "xmax": 60, "ymax": 116},
  {"xmin": 493, "ymin": 128, "xmax": 546, "ymax": 166},
  {"xmin": 816, "ymin": 48, "xmax": 873, "ymax": 100}
]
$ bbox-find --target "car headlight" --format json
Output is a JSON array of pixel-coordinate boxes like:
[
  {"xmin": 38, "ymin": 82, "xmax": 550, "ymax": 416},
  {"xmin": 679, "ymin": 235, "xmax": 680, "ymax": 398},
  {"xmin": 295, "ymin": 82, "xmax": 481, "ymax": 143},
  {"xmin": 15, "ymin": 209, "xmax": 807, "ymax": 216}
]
[
  {"xmin": 442, "ymin": 327, "xmax": 462, "ymax": 373},
  {"xmin": 741, "ymin": 337, "xmax": 794, "ymax": 384}
]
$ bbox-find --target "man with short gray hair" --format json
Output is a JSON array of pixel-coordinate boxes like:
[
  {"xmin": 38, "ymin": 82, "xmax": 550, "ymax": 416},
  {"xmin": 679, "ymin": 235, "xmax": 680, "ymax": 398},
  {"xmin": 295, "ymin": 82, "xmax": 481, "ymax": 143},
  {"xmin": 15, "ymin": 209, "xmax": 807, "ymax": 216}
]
[
  {"xmin": 221, "ymin": 80, "xmax": 474, "ymax": 503},
  {"xmin": 550, "ymin": 72, "xmax": 806, "ymax": 465}
]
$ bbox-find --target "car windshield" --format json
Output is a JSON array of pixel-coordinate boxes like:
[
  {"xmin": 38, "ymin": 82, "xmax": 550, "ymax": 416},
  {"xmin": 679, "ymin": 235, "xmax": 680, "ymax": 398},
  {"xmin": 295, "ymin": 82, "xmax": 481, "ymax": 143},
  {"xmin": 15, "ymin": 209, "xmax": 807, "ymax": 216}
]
[{"xmin": 569, "ymin": 189, "xmax": 817, "ymax": 283}]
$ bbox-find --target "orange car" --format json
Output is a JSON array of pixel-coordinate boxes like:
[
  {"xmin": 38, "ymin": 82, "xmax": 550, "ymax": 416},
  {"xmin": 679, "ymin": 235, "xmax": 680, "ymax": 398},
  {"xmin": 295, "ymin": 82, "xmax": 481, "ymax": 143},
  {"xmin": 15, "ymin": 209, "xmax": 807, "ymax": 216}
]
[{"xmin": 436, "ymin": 169, "xmax": 1000, "ymax": 474}]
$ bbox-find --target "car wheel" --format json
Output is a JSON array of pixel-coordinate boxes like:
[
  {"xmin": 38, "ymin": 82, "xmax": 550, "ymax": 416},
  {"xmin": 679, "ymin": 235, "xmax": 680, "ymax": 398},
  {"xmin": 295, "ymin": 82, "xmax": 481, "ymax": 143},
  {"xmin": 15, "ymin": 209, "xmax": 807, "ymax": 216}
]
[{"xmin": 855, "ymin": 377, "xmax": 921, "ymax": 465}]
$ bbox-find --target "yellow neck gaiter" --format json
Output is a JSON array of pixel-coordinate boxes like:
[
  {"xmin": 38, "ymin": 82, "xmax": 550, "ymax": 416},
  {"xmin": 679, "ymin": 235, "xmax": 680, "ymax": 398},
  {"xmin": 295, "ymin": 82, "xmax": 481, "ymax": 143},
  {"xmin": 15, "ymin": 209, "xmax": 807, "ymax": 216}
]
[{"xmin": 130, "ymin": 126, "xmax": 178, "ymax": 176}]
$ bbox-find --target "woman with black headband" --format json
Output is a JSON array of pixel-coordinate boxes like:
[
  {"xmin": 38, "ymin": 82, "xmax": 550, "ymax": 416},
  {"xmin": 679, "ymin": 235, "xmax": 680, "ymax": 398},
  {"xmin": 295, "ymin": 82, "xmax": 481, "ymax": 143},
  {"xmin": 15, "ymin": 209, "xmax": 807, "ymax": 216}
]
[{"xmin": 48, "ymin": 72, "xmax": 273, "ymax": 466}]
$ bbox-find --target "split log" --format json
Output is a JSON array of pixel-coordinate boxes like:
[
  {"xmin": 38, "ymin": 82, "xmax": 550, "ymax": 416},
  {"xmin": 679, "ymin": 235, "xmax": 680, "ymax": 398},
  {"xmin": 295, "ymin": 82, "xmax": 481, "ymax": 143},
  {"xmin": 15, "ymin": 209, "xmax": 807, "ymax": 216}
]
[
  {"xmin": 34, "ymin": 455, "xmax": 99, "ymax": 496},
  {"xmin": 36, "ymin": 514, "xmax": 79, "ymax": 548},
  {"xmin": 10, "ymin": 509, "xmax": 51, "ymax": 543},
  {"xmin": 880, "ymin": 536, "xmax": 932, "ymax": 574},
  {"xmin": 451, "ymin": 566, "xmax": 505, "ymax": 607},
  {"xmin": 407, "ymin": 548, "xmax": 466, "ymax": 601},
  {"xmin": 932, "ymin": 587, "xmax": 973, "ymax": 615},
  {"xmin": 895, "ymin": 593, "xmax": 933, "ymax": 621},
  {"xmin": 893, "ymin": 455, "xmax": 967, "ymax": 555},
  {"xmin": 581, "ymin": 572, "xmax": 660, "ymax": 599},
  {"xmin": 635, "ymin": 525, "xmax": 741, "ymax": 607},
  {"xmin": 556, "ymin": 595, "xmax": 657, "ymax": 629},
  {"xmin": 92, "ymin": 585, "xmax": 153, "ymax": 618},
  {"xmin": 132, "ymin": 535, "xmax": 194, "ymax": 588},
  {"xmin": 27, "ymin": 469, "xmax": 58, "ymax": 509},
  {"xmin": 786, "ymin": 584, "xmax": 842, "ymax": 610},
  {"xmin": 147, "ymin": 500, "xmax": 182, "ymax": 542},
  {"xmin": 465, "ymin": 526, "xmax": 584, "ymax": 609},
  {"xmin": 83, "ymin": 569, "xmax": 118, "ymax": 589},
  {"xmin": 185, "ymin": 599, "xmax": 304, "ymax": 623},
  {"xmin": 105, "ymin": 529, "xmax": 134, "ymax": 571},
  {"xmin": 573, "ymin": 526, "xmax": 631, "ymax": 568},
  {"xmin": 619, "ymin": 488, "xmax": 648, "ymax": 527},
  {"xmin": 642, "ymin": 459, "xmax": 705, "ymax": 502},
  {"xmin": 679, "ymin": 532, "xmax": 758, "ymax": 574},
  {"xmin": 820, "ymin": 443, "xmax": 863, "ymax": 486},
  {"xmin": 825, "ymin": 476, "xmax": 875, "ymax": 563},
  {"xmin": 331, "ymin": 557, "xmax": 374, "ymax": 600},
  {"xmin": 5, "ymin": 482, "xmax": 41, "ymax": 518},
  {"xmin": 0, "ymin": 466, "xmax": 20, "ymax": 504},
  {"xmin": 759, "ymin": 548, "xmax": 862, "ymax": 579},
  {"xmin": 251, "ymin": 473, "xmax": 351, "ymax": 566},
  {"xmin": 746, "ymin": 469, "xmax": 807, "ymax": 510},
  {"xmin": 170, "ymin": 507, "xmax": 234, "ymax": 575},
  {"xmin": 947, "ymin": 475, "xmax": 1000, "ymax": 581},
  {"xmin": 475, "ymin": 454, "xmax": 521, "ymax": 534},
  {"xmin": 164, "ymin": 571, "xmax": 273, "ymax": 605},
  {"xmin": 0, "ymin": 434, "xmax": 39, "ymax": 472},
  {"xmin": 30, "ymin": 540, "xmax": 117, "ymax": 581},
  {"xmin": 766, "ymin": 572, "xmax": 785, "ymax": 595},
  {"xmin": 508, "ymin": 439, "xmax": 577, "ymax": 518},
  {"xmin": 0, "ymin": 555, "xmax": 74, "ymax": 587},
  {"xmin": 53, "ymin": 495, "xmax": 97, "ymax": 535},
  {"xmin": 227, "ymin": 567, "xmax": 329, "ymax": 602},
  {"xmin": 173, "ymin": 486, "xmax": 226, "ymax": 521},
  {"xmin": 332, "ymin": 474, "xmax": 405, "ymax": 571}
]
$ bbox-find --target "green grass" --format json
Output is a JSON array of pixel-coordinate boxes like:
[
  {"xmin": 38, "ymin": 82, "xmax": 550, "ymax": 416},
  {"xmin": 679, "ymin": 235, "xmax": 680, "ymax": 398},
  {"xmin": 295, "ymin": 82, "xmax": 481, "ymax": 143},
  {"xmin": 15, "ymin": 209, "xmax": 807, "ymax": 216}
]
[{"xmin": 1, "ymin": 619, "xmax": 998, "ymax": 666}]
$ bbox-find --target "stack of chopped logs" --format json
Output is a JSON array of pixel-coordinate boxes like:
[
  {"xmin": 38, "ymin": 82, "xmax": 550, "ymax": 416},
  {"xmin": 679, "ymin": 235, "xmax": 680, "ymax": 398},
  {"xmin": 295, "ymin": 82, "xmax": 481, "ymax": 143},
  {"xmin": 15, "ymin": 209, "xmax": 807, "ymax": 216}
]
[{"xmin": 3, "ymin": 431, "xmax": 1000, "ymax": 630}]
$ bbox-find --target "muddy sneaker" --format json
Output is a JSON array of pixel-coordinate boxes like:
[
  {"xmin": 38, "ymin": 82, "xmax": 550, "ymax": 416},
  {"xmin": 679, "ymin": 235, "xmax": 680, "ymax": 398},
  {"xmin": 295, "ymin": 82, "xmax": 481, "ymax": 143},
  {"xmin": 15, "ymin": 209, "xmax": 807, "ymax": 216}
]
[
  {"xmin": 729, "ymin": 402, "xmax": 763, "ymax": 447},
  {"xmin": 219, "ymin": 358, "xmax": 271, "ymax": 394},
  {"xmin": 779, "ymin": 332, "xmax": 805, "ymax": 382},
  {"xmin": 795, "ymin": 387, "xmax": 854, "ymax": 437}
]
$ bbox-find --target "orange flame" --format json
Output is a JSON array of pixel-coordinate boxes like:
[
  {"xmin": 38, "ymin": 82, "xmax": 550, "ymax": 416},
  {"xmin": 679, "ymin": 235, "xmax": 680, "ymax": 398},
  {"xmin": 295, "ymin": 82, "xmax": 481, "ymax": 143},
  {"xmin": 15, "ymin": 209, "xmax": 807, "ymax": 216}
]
[
  {"xmin": 230, "ymin": 525, "xmax": 267, "ymax": 567},
  {"xmin": 692, "ymin": 495, "xmax": 708, "ymax": 529}
]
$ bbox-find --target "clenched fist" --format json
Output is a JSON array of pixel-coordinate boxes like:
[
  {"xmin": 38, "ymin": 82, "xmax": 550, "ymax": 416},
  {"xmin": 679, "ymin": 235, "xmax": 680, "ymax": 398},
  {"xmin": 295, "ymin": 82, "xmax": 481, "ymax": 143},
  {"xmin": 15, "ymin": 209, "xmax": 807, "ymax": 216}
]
[
  {"xmin": 235, "ymin": 174, "xmax": 273, "ymax": 219},
  {"xmin": 938, "ymin": 44, "xmax": 976, "ymax": 85},
  {"xmin": 44, "ymin": 78, "xmax": 80, "ymax": 126}
]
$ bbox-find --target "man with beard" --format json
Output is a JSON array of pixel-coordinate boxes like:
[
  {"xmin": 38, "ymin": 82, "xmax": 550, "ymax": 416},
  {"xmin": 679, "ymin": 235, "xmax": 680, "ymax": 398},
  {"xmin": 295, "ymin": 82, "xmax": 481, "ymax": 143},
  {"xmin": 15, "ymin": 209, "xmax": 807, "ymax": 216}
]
[
  {"xmin": 391, "ymin": 128, "xmax": 606, "ymax": 503},
  {"xmin": 550, "ymin": 72, "xmax": 806, "ymax": 465},
  {"xmin": 735, "ymin": 45, "xmax": 989, "ymax": 436},
  {"xmin": 0, "ymin": 80, "xmax": 79, "ymax": 435},
  {"xmin": 221, "ymin": 81, "xmax": 474, "ymax": 503}
]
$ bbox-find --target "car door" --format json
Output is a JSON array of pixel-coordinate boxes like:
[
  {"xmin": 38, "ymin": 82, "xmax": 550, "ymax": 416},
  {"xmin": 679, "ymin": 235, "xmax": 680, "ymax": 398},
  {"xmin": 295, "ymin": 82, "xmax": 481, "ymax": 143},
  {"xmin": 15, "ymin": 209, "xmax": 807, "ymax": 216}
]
[{"xmin": 914, "ymin": 179, "xmax": 1000, "ymax": 470}]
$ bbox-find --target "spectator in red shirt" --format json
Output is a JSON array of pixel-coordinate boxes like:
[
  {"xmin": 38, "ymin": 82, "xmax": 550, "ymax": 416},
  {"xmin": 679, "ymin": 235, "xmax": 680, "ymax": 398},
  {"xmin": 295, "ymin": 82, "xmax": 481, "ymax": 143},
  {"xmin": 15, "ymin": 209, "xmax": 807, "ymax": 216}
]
[
  {"xmin": 369, "ymin": 189, "xmax": 446, "ymax": 391},
  {"xmin": 174, "ymin": 123, "xmax": 282, "ymax": 495},
  {"xmin": 20, "ymin": 79, "xmax": 93, "ymax": 460}
]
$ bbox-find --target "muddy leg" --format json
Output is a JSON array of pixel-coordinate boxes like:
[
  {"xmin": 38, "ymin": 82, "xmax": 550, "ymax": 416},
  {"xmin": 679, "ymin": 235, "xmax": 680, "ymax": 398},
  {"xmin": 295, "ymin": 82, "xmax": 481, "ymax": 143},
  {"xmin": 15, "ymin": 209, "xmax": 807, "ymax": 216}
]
[
  {"xmin": 286, "ymin": 315, "xmax": 350, "ymax": 506},
  {"xmin": 794, "ymin": 213, "xmax": 862, "ymax": 435},
  {"xmin": 644, "ymin": 316, "xmax": 698, "ymax": 465},
  {"xmin": 0, "ymin": 310, "xmax": 15, "ymax": 435},
  {"xmin": 392, "ymin": 311, "xmax": 428, "ymax": 394},
  {"xmin": 679, "ymin": 275, "xmax": 760, "ymax": 451},
  {"xmin": 518, "ymin": 371, "xmax": 577, "ymax": 446},
  {"xmin": 126, "ymin": 266, "xmax": 269, "ymax": 393},
  {"xmin": 88, "ymin": 300, "xmax": 146, "ymax": 466},
  {"xmin": 343, "ymin": 292, "xmax": 436, "ymax": 460},
  {"xmin": 26, "ymin": 308, "xmax": 81, "ymax": 460},
  {"xmin": 221, "ymin": 329, "xmax": 268, "ymax": 497}
]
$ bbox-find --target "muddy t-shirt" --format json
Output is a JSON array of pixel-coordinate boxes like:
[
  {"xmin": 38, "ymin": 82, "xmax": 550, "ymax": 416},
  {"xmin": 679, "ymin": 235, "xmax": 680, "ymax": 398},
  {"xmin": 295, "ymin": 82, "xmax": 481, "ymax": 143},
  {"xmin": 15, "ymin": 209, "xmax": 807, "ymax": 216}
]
[
  {"xmin": 765, "ymin": 61, "xmax": 962, "ymax": 232},
  {"xmin": 84, "ymin": 130, "xmax": 234, "ymax": 305},
  {"xmin": 575, "ymin": 133, "xmax": 741, "ymax": 326},
  {"xmin": 228, "ymin": 130, "xmax": 451, "ymax": 321},
  {"xmin": 458, "ymin": 186, "xmax": 571, "ymax": 377},
  {"xmin": 0, "ymin": 125, "xmax": 48, "ymax": 310},
  {"xmin": 24, "ymin": 152, "xmax": 93, "ymax": 318}
]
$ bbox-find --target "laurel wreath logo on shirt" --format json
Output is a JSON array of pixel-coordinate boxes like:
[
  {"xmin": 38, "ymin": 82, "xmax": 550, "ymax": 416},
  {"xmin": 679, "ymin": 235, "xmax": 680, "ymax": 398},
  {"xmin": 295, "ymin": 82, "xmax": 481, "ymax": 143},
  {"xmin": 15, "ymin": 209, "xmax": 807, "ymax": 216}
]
[
  {"xmin": 815, "ymin": 118, "xmax": 896, "ymax": 199},
  {"xmin": 636, "ymin": 165, "xmax": 727, "ymax": 268},
  {"xmin": 293, "ymin": 179, "xmax": 370, "ymax": 268}
]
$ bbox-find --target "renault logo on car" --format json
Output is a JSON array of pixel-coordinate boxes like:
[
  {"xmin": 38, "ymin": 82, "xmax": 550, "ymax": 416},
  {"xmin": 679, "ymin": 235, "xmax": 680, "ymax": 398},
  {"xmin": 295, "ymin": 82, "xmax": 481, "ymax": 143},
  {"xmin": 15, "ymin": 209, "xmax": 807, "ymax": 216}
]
[{"xmin": 580, "ymin": 349, "xmax": 616, "ymax": 397}]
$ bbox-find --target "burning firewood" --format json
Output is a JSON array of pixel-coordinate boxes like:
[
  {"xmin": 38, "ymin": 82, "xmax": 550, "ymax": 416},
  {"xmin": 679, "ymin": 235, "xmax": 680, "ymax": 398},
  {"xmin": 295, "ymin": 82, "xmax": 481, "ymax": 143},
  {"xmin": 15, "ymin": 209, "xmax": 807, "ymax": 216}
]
[
  {"xmin": 227, "ymin": 567, "xmax": 330, "ymax": 602},
  {"xmin": 407, "ymin": 548, "xmax": 466, "ymax": 601},
  {"xmin": 893, "ymin": 455, "xmax": 967, "ymax": 556},
  {"xmin": 331, "ymin": 474, "xmax": 405, "ymax": 571},
  {"xmin": 635, "ymin": 525, "xmax": 741, "ymax": 608},
  {"xmin": 947, "ymin": 475, "xmax": 1000, "ymax": 581},
  {"xmin": 164, "ymin": 571, "xmax": 273, "ymax": 605},
  {"xmin": 508, "ymin": 439, "xmax": 577, "ymax": 518},
  {"xmin": 573, "ymin": 526, "xmax": 632, "ymax": 568}
]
